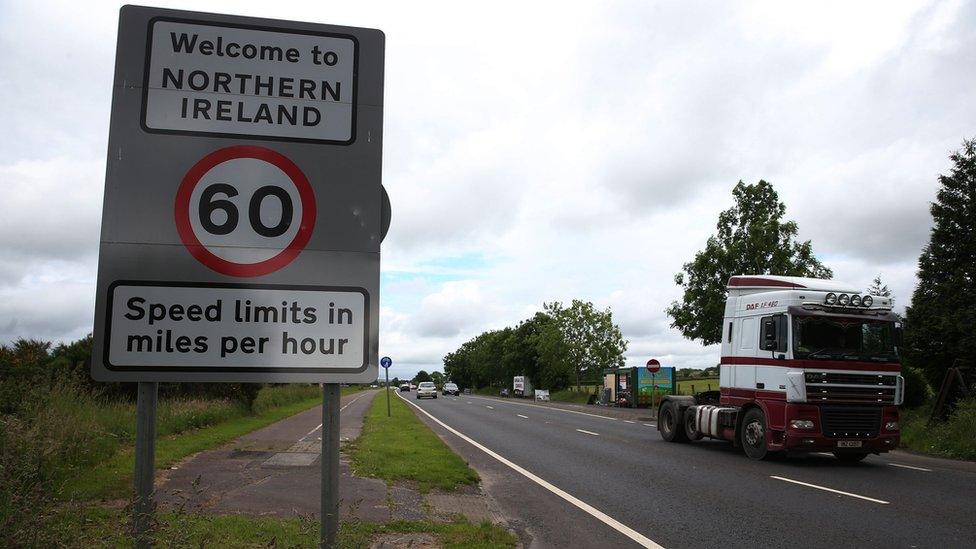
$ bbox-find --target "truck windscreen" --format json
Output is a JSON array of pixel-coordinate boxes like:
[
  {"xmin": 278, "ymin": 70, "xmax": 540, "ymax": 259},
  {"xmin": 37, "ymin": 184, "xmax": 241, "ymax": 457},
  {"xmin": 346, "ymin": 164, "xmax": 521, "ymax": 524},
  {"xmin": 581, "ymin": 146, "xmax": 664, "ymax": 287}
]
[{"xmin": 792, "ymin": 316, "xmax": 897, "ymax": 361}]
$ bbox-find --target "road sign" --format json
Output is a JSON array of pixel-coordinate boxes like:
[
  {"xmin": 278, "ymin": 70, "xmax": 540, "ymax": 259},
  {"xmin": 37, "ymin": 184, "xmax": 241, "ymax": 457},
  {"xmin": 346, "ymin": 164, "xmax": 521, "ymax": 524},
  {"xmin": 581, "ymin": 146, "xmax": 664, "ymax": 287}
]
[
  {"xmin": 646, "ymin": 359, "xmax": 661, "ymax": 373},
  {"xmin": 380, "ymin": 356, "xmax": 392, "ymax": 368},
  {"xmin": 91, "ymin": 6, "xmax": 385, "ymax": 384}
]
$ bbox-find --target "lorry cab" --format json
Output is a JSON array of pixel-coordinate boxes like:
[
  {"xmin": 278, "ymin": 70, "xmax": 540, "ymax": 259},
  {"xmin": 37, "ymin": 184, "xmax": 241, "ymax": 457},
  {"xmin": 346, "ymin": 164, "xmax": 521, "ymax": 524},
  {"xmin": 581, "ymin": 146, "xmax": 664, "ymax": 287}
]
[{"xmin": 660, "ymin": 275, "xmax": 904, "ymax": 461}]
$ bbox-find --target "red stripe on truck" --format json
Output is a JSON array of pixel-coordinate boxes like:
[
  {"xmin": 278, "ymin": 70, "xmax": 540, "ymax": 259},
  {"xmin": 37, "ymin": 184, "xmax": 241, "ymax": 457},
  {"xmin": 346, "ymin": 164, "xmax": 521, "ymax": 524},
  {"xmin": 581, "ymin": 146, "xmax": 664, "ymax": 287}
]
[{"xmin": 721, "ymin": 356, "xmax": 901, "ymax": 372}]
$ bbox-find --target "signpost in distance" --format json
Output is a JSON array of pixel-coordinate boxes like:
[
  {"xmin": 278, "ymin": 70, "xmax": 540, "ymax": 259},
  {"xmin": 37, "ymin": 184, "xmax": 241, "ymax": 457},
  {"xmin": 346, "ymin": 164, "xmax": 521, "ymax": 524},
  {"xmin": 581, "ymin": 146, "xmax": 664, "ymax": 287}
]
[{"xmin": 381, "ymin": 356, "xmax": 392, "ymax": 417}]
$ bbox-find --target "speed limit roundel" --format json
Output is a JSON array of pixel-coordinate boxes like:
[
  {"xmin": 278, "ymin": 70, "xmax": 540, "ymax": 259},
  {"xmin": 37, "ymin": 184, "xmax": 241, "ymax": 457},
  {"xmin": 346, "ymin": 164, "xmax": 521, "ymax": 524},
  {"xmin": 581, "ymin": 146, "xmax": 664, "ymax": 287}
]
[{"xmin": 174, "ymin": 145, "xmax": 316, "ymax": 277}]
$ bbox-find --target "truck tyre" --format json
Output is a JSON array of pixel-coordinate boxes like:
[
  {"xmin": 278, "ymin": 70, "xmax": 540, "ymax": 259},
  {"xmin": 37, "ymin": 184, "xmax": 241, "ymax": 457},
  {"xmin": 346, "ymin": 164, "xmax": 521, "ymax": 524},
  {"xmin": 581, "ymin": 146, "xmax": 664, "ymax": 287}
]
[
  {"xmin": 740, "ymin": 408, "xmax": 769, "ymax": 460},
  {"xmin": 659, "ymin": 401, "xmax": 688, "ymax": 443},
  {"xmin": 684, "ymin": 409, "xmax": 703, "ymax": 441},
  {"xmin": 833, "ymin": 452, "xmax": 868, "ymax": 463}
]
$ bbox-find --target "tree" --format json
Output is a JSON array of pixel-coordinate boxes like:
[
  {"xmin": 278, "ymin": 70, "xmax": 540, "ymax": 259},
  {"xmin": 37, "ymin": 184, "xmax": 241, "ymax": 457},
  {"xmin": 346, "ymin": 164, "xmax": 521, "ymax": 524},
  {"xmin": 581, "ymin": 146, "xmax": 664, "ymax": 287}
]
[
  {"xmin": 903, "ymin": 139, "xmax": 976, "ymax": 387},
  {"xmin": 430, "ymin": 371, "xmax": 445, "ymax": 386},
  {"xmin": 414, "ymin": 370, "xmax": 431, "ymax": 383},
  {"xmin": 545, "ymin": 300, "xmax": 627, "ymax": 389},
  {"xmin": 867, "ymin": 275, "xmax": 892, "ymax": 297},
  {"xmin": 666, "ymin": 180, "xmax": 833, "ymax": 345}
]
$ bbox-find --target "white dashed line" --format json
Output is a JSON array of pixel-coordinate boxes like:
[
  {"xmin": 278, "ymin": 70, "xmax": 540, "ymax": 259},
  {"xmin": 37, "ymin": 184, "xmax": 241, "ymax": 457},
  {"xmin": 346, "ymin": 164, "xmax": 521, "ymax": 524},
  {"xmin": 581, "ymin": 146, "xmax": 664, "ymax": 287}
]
[
  {"xmin": 466, "ymin": 396, "xmax": 619, "ymax": 421},
  {"xmin": 517, "ymin": 414, "xmax": 529, "ymax": 419},
  {"xmin": 299, "ymin": 391, "xmax": 368, "ymax": 441},
  {"xmin": 486, "ymin": 405, "xmax": 494, "ymax": 409},
  {"xmin": 643, "ymin": 423, "xmax": 655, "ymax": 427},
  {"xmin": 624, "ymin": 420, "xmax": 635, "ymax": 424},
  {"xmin": 576, "ymin": 429, "xmax": 600, "ymax": 436},
  {"xmin": 770, "ymin": 476, "xmax": 889, "ymax": 504},
  {"xmin": 889, "ymin": 463, "xmax": 932, "ymax": 472}
]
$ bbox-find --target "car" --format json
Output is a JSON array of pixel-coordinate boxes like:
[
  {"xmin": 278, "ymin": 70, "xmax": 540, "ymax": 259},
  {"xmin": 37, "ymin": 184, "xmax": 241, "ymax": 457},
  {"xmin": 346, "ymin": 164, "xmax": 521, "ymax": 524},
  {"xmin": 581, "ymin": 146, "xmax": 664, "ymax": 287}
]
[
  {"xmin": 399, "ymin": 383, "xmax": 410, "ymax": 392},
  {"xmin": 442, "ymin": 382, "xmax": 459, "ymax": 396},
  {"xmin": 499, "ymin": 388, "xmax": 510, "ymax": 397},
  {"xmin": 416, "ymin": 382, "xmax": 437, "ymax": 399}
]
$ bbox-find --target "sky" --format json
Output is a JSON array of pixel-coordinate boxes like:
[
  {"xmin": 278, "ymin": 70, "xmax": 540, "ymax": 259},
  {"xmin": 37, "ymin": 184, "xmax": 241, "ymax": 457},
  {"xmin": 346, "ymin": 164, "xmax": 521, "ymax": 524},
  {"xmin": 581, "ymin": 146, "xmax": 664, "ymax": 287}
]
[{"xmin": 1, "ymin": 0, "xmax": 974, "ymax": 381}]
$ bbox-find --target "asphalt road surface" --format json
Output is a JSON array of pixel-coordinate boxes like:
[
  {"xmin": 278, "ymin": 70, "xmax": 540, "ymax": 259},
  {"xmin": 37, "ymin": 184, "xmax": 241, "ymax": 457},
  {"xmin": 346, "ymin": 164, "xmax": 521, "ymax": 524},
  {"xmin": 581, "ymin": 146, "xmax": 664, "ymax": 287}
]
[{"xmin": 399, "ymin": 392, "xmax": 976, "ymax": 549}]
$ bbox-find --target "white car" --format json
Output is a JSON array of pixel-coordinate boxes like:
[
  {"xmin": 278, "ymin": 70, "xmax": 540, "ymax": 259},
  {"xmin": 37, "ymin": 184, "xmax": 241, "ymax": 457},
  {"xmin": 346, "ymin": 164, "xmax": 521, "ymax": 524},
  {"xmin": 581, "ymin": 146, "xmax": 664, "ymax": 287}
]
[{"xmin": 416, "ymin": 381, "xmax": 438, "ymax": 399}]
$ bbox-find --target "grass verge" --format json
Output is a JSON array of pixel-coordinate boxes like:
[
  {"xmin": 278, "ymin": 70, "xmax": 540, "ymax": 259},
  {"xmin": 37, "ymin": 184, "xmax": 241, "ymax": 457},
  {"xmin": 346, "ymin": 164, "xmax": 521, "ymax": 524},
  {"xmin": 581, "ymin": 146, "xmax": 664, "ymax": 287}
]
[
  {"xmin": 348, "ymin": 391, "xmax": 479, "ymax": 492},
  {"xmin": 45, "ymin": 506, "xmax": 517, "ymax": 548},
  {"xmin": 900, "ymin": 398, "xmax": 976, "ymax": 460}
]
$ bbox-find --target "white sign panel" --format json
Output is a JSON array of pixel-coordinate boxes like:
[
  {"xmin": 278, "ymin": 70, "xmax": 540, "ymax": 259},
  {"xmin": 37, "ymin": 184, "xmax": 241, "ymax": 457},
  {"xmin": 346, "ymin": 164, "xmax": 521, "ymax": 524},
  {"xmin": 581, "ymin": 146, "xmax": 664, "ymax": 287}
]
[
  {"xmin": 105, "ymin": 283, "xmax": 367, "ymax": 372},
  {"xmin": 143, "ymin": 19, "xmax": 357, "ymax": 143}
]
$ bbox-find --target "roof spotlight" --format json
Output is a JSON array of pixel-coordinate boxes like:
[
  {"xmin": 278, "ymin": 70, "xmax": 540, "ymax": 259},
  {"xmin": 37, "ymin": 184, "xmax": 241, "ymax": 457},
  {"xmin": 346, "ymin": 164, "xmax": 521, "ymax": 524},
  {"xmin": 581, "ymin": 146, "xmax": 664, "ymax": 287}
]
[
  {"xmin": 825, "ymin": 293, "xmax": 837, "ymax": 305},
  {"xmin": 838, "ymin": 293, "xmax": 850, "ymax": 306},
  {"xmin": 862, "ymin": 295, "xmax": 873, "ymax": 307},
  {"xmin": 851, "ymin": 295, "xmax": 862, "ymax": 306}
]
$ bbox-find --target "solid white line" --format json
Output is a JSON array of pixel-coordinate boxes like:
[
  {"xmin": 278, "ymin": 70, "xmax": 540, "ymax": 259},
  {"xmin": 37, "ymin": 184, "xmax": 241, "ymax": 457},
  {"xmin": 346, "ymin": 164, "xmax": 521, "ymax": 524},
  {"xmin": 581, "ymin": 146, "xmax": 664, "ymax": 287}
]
[
  {"xmin": 300, "ymin": 391, "xmax": 367, "ymax": 441},
  {"xmin": 889, "ymin": 463, "xmax": 932, "ymax": 472},
  {"xmin": 770, "ymin": 476, "xmax": 889, "ymax": 504},
  {"xmin": 517, "ymin": 414, "xmax": 529, "ymax": 419},
  {"xmin": 576, "ymin": 429, "xmax": 600, "ymax": 436},
  {"xmin": 467, "ymin": 395, "xmax": 619, "ymax": 422},
  {"xmin": 396, "ymin": 392, "xmax": 663, "ymax": 548}
]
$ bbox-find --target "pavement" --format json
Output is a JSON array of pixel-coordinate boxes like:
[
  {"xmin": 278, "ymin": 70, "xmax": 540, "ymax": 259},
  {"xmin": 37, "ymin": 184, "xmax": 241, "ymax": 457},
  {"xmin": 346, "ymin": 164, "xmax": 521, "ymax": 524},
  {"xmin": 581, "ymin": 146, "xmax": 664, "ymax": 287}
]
[
  {"xmin": 402, "ymin": 391, "xmax": 976, "ymax": 549},
  {"xmin": 156, "ymin": 389, "xmax": 501, "ymax": 526}
]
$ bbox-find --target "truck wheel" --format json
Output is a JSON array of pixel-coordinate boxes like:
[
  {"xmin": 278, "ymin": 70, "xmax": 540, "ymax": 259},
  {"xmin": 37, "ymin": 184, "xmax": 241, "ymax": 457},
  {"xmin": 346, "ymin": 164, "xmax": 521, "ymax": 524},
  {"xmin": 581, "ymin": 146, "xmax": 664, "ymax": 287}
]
[
  {"xmin": 684, "ymin": 410, "xmax": 703, "ymax": 441},
  {"xmin": 740, "ymin": 408, "xmax": 769, "ymax": 460},
  {"xmin": 659, "ymin": 401, "xmax": 688, "ymax": 443},
  {"xmin": 832, "ymin": 452, "xmax": 868, "ymax": 463}
]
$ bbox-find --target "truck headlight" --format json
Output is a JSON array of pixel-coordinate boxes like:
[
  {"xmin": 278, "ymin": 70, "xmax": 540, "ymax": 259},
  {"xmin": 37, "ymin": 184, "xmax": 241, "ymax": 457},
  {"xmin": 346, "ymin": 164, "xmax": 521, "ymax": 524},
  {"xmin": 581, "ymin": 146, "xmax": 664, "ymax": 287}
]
[
  {"xmin": 825, "ymin": 292, "xmax": 837, "ymax": 305},
  {"xmin": 838, "ymin": 293, "xmax": 850, "ymax": 306},
  {"xmin": 862, "ymin": 295, "xmax": 873, "ymax": 307},
  {"xmin": 850, "ymin": 295, "xmax": 862, "ymax": 306},
  {"xmin": 790, "ymin": 420, "xmax": 815, "ymax": 430},
  {"xmin": 885, "ymin": 421, "xmax": 899, "ymax": 431}
]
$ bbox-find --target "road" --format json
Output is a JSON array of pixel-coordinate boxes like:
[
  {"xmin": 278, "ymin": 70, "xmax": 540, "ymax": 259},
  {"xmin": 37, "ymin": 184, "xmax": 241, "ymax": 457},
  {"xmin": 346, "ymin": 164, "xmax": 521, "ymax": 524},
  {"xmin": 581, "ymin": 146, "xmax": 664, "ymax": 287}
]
[{"xmin": 400, "ymin": 392, "xmax": 976, "ymax": 549}]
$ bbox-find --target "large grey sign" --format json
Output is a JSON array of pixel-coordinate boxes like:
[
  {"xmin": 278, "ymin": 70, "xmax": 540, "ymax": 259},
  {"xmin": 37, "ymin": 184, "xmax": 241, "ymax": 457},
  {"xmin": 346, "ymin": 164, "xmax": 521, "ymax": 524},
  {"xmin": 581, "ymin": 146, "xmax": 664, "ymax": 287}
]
[{"xmin": 92, "ymin": 6, "xmax": 384, "ymax": 383}]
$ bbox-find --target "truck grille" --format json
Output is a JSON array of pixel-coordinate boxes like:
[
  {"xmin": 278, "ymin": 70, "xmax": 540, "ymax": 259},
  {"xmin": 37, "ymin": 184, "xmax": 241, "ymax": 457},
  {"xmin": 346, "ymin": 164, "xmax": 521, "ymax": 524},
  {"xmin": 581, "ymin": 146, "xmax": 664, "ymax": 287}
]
[
  {"xmin": 805, "ymin": 372, "xmax": 899, "ymax": 404},
  {"xmin": 820, "ymin": 406, "xmax": 881, "ymax": 438}
]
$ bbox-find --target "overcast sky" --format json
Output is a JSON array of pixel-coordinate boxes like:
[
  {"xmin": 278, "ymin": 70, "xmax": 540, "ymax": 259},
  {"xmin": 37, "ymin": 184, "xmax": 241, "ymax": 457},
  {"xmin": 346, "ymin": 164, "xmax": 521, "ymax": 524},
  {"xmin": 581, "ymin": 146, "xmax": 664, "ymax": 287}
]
[{"xmin": 1, "ymin": 0, "xmax": 973, "ymax": 381}]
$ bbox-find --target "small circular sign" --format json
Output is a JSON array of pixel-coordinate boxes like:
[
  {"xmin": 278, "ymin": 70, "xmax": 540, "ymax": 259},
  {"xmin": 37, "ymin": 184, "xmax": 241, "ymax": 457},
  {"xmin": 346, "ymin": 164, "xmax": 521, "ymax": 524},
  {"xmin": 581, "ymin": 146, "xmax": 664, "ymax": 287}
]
[
  {"xmin": 646, "ymin": 358, "xmax": 661, "ymax": 373},
  {"xmin": 380, "ymin": 356, "xmax": 392, "ymax": 369},
  {"xmin": 175, "ymin": 145, "xmax": 316, "ymax": 277}
]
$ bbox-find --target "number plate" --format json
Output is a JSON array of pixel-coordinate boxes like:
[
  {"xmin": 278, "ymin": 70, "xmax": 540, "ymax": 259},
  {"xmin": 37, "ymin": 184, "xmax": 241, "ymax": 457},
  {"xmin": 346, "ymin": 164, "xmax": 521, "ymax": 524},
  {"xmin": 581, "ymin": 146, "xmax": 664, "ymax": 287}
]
[{"xmin": 837, "ymin": 440, "xmax": 863, "ymax": 448}]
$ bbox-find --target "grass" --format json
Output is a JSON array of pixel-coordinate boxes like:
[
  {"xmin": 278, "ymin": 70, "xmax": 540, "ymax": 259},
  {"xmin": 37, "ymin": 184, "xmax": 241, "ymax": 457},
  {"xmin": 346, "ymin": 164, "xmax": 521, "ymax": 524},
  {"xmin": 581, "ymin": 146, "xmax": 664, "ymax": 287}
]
[
  {"xmin": 676, "ymin": 377, "xmax": 719, "ymax": 395},
  {"xmin": 41, "ymin": 506, "xmax": 516, "ymax": 548},
  {"xmin": 900, "ymin": 398, "xmax": 976, "ymax": 460},
  {"xmin": 348, "ymin": 390, "xmax": 479, "ymax": 492},
  {"xmin": 549, "ymin": 389, "xmax": 592, "ymax": 404}
]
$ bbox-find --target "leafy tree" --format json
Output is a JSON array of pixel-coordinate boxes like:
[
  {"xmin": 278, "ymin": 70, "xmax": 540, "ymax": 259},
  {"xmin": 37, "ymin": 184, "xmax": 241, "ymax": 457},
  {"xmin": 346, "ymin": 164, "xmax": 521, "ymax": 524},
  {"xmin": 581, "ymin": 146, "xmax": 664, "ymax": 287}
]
[
  {"xmin": 413, "ymin": 370, "xmax": 432, "ymax": 383},
  {"xmin": 430, "ymin": 371, "xmax": 445, "ymax": 386},
  {"xmin": 666, "ymin": 180, "xmax": 833, "ymax": 345},
  {"xmin": 545, "ymin": 300, "xmax": 627, "ymax": 389},
  {"xmin": 867, "ymin": 275, "xmax": 892, "ymax": 297},
  {"xmin": 903, "ymin": 139, "xmax": 976, "ymax": 387}
]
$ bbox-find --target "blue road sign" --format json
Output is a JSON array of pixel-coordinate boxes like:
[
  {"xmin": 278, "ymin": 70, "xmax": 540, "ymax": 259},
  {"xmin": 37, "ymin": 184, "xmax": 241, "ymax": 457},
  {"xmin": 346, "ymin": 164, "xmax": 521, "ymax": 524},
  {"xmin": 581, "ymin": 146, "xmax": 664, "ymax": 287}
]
[{"xmin": 380, "ymin": 356, "xmax": 392, "ymax": 369}]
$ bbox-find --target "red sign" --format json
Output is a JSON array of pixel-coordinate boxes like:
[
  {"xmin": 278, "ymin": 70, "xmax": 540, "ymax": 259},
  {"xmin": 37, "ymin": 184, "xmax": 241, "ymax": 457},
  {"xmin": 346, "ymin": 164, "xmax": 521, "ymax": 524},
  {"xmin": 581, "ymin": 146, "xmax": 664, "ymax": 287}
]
[
  {"xmin": 646, "ymin": 358, "xmax": 661, "ymax": 373},
  {"xmin": 175, "ymin": 145, "xmax": 316, "ymax": 277}
]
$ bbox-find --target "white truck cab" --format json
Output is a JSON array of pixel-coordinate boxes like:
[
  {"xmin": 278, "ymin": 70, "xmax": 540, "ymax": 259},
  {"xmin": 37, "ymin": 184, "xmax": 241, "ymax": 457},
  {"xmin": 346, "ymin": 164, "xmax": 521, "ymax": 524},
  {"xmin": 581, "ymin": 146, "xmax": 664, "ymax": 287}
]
[{"xmin": 660, "ymin": 275, "xmax": 904, "ymax": 461}]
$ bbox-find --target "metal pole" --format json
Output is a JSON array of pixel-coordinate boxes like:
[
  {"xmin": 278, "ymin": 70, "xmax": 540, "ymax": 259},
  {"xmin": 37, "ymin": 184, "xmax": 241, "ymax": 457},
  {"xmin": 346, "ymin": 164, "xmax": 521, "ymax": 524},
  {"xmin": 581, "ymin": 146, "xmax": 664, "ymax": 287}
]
[
  {"xmin": 385, "ymin": 368, "xmax": 391, "ymax": 417},
  {"xmin": 321, "ymin": 384, "xmax": 341, "ymax": 548},
  {"xmin": 134, "ymin": 381, "xmax": 158, "ymax": 548}
]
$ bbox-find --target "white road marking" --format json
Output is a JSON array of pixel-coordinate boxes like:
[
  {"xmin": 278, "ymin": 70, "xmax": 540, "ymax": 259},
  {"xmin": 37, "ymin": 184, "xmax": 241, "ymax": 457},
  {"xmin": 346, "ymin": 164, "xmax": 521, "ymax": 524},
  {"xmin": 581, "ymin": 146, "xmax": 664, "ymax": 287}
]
[
  {"xmin": 889, "ymin": 463, "xmax": 932, "ymax": 472},
  {"xmin": 396, "ymin": 392, "xmax": 663, "ymax": 548},
  {"xmin": 643, "ymin": 423, "xmax": 655, "ymax": 427},
  {"xmin": 486, "ymin": 405, "xmax": 494, "ymax": 409},
  {"xmin": 576, "ymin": 429, "xmax": 600, "ymax": 436},
  {"xmin": 770, "ymin": 476, "xmax": 889, "ymax": 504},
  {"xmin": 518, "ymin": 414, "xmax": 529, "ymax": 419},
  {"xmin": 300, "ymin": 391, "xmax": 368, "ymax": 441},
  {"xmin": 466, "ymin": 401, "xmax": 472, "ymax": 404},
  {"xmin": 624, "ymin": 420, "xmax": 635, "ymax": 424},
  {"xmin": 467, "ymin": 395, "xmax": 619, "ymax": 422}
]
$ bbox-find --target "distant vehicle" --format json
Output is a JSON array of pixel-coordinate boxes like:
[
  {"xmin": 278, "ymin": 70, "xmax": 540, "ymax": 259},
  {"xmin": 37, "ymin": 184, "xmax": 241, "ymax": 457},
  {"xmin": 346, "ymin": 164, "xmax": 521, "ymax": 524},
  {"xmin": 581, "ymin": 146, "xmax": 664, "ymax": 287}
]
[
  {"xmin": 416, "ymin": 382, "xmax": 438, "ymax": 399},
  {"xmin": 463, "ymin": 388, "xmax": 472, "ymax": 395},
  {"xmin": 442, "ymin": 382, "xmax": 460, "ymax": 396},
  {"xmin": 513, "ymin": 375, "xmax": 534, "ymax": 398},
  {"xmin": 658, "ymin": 275, "xmax": 904, "ymax": 462},
  {"xmin": 399, "ymin": 383, "xmax": 410, "ymax": 392},
  {"xmin": 410, "ymin": 383, "xmax": 417, "ymax": 390},
  {"xmin": 370, "ymin": 384, "xmax": 378, "ymax": 388},
  {"xmin": 499, "ymin": 388, "xmax": 510, "ymax": 397}
]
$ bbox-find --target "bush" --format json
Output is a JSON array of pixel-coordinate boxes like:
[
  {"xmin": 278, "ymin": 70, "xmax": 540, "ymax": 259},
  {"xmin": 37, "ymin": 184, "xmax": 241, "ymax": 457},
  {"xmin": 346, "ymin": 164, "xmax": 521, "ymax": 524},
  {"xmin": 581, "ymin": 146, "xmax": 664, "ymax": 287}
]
[
  {"xmin": 901, "ymin": 366, "xmax": 932, "ymax": 409},
  {"xmin": 901, "ymin": 398, "xmax": 976, "ymax": 460}
]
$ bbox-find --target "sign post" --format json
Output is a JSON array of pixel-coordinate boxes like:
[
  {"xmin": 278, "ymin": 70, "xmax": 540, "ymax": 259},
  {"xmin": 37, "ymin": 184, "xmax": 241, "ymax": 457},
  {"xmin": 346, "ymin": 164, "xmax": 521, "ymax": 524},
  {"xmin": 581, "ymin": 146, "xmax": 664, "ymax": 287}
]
[
  {"xmin": 647, "ymin": 359, "xmax": 661, "ymax": 416},
  {"xmin": 381, "ymin": 356, "xmax": 392, "ymax": 417},
  {"xmin": 92, "ymin": 7, "xmax": 384, "ymax": 547}
]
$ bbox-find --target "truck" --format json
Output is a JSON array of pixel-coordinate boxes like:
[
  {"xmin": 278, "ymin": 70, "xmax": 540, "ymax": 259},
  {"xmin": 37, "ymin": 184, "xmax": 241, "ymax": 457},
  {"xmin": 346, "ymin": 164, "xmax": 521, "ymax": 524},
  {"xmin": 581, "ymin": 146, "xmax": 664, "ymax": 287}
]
[
  {"xmin": 658, "ymin": 275, "xmax": 904, "ymax": 461},
  {"xmin": 513, "ymin": 375, "xmax": 534, "ymax": 398}
]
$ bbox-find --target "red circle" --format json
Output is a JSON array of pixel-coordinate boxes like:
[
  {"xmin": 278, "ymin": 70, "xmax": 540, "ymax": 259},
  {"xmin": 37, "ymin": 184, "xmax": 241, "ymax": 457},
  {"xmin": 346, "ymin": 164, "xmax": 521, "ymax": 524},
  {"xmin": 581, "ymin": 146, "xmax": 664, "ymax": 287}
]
[
  {"xmin": 174, "ymin": 145, "xmax": 316, "ymax": 277},
  {"xmin": 646, "ymin": 359, "xmax": 661, "ymax": 373}
]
